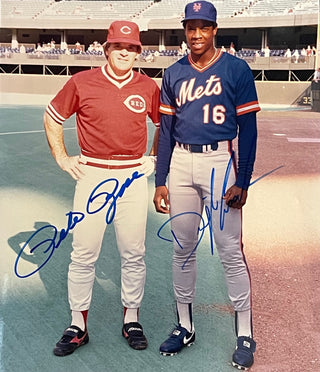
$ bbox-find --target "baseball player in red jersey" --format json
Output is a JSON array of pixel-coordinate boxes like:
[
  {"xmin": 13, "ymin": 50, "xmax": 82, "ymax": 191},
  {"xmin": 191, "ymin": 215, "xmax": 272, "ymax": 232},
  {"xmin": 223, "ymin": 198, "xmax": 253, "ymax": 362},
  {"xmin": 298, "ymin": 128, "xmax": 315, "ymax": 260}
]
[
  {"xmin": 153, "ymin": 1, "xmax": 260, "ymax": 370},
  {"xmin": 44, "ymin": 20, "xmax": 160, "ymax": 356}
]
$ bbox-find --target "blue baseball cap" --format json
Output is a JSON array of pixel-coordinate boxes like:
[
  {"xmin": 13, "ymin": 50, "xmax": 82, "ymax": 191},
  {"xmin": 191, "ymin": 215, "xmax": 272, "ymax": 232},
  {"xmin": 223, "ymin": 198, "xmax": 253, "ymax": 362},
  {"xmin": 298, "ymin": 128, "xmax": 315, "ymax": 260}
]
[{"xmin": 182, "ymin": 1, "xmax": 217, "ymax": 23}]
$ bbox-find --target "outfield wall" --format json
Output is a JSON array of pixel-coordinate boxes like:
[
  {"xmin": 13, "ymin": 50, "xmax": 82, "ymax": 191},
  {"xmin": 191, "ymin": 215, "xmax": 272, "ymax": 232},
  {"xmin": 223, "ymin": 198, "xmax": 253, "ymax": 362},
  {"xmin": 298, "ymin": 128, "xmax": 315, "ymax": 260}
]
[{"xmin": 0, "ymin": 74, "xmax": 312, "ymax": 106}]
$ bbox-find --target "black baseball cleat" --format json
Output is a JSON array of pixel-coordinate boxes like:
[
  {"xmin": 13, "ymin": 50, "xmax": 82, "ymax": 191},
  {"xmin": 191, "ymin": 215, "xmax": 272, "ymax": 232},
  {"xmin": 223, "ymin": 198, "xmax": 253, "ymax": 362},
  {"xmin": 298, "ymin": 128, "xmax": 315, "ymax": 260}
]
[
  {"xmin": 232, "ymin": 336, "xmax": 256, "ymax": 370},
  {"xmin": 122, "ymin": 322, "xmax": 148, "ymax": 350},
  {"xmin": 53, "ymin": 325, "xmax": 89, "ymax": 356},
  {"xmin": 159, "ymin": 324, "xmax": 195, "ymax": 356}
]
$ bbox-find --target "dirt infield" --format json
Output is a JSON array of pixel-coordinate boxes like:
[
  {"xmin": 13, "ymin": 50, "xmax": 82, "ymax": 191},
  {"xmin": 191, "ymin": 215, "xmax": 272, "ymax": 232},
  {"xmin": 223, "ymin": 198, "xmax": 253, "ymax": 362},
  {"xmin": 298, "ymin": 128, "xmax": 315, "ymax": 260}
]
[{"xmin": 243, "ymin": 109, "xmax": 320, "ymax": 371}]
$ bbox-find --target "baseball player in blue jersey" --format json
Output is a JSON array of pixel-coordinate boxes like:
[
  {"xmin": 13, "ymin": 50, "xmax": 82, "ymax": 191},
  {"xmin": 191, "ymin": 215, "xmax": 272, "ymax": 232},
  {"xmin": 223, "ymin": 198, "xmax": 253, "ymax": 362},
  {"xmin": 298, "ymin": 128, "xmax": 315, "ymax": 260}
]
[{"xmin": 153, "ymin": 1, "xmax": 260, "ymax": 370}]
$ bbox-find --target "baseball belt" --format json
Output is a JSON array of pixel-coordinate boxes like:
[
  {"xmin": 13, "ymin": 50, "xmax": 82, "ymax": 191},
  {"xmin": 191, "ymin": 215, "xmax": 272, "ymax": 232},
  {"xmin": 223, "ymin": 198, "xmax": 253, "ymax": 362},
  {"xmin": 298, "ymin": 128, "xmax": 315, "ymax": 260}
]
[{"xmin": 177, "ymin": 142, "xmax": 219, "ymax": 153}]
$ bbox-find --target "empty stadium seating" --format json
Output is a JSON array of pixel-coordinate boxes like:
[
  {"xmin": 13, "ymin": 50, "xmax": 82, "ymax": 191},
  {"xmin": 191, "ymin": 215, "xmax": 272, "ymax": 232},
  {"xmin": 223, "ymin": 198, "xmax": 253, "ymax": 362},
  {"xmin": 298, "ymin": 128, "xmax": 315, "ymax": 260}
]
[{"xmin": 1, "ymin": 0, "xmax": 318, "ymax": 21}]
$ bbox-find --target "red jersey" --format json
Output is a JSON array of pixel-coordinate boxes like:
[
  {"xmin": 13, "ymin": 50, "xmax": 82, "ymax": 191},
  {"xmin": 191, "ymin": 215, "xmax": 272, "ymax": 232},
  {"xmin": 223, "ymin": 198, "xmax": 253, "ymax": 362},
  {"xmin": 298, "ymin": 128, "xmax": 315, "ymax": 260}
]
[{"xmin": 46, "ymin": 66, "xmax": 160, "ymax": 158}]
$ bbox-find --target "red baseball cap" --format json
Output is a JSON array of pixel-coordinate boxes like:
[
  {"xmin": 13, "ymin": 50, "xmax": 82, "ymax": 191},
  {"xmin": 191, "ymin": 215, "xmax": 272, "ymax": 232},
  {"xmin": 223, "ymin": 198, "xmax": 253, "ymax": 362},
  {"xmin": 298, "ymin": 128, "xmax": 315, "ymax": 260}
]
[{"xmin": 107, "ymin": 20, "xmax": 142, "ymax": 49}]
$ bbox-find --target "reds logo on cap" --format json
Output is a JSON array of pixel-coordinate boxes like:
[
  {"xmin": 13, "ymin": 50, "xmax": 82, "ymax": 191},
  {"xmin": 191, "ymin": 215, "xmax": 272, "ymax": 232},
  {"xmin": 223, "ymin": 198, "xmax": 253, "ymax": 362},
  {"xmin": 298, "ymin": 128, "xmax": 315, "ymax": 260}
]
[
  {"xmin": 107, "ymin": 20, "xmax": 142, "ymax": 48},
  {"xmin": 120, "ymin": 26, "xmax": 132, "ymax": 35},
  {"xmin": 123, "ymin": 95, "xmax": 146, "ymax": 113}
]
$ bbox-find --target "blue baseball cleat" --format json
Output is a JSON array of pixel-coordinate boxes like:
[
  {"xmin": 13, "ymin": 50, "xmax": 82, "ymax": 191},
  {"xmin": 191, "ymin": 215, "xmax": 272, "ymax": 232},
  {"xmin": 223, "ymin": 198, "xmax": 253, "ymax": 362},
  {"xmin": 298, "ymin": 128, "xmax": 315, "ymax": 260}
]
[
  {"xmin": 232, "ymin": 336, "xmax": 256, "ymax": 370},
  {"xmin": 159, "ymin": 324, "xmax": 195, "ymax": 356}
]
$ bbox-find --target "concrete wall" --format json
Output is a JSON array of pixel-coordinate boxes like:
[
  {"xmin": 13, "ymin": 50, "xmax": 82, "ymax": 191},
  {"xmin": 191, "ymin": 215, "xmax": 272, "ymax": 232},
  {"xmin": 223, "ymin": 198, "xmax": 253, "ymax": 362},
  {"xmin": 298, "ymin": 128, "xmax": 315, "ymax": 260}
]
[
  {"xmin": 0, "ymin": 74, "xmax": 312, "ymax": 106},
  {"xmin": 255, "ymin": 81, "xmax": 311, "ymax": 105}
]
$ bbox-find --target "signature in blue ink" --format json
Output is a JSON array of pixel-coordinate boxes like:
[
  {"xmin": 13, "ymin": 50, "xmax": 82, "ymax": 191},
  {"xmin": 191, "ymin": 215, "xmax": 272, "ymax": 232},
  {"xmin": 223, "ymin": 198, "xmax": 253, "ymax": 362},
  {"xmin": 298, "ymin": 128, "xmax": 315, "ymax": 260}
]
[
  {"xmin": 157, "ymin": 163, "xmax": 284, "ymax": 268},
  {"xmin": 157, "ymin": 156, "xmax": 235, "ymax": 269},
  {"xmin": 14, "ymin": 171, "xmax": 143, "ymax": 278},
  {"xmin": 86, "ymin": 170, "xmax": 143, "ymax": 224},
  {"xmin": 14, "ymin": 211, "xmax": 84, "ymax": 278},
  {"xmin": 157, "ymin": 212, "xmax": 206, "ymax": 270}
]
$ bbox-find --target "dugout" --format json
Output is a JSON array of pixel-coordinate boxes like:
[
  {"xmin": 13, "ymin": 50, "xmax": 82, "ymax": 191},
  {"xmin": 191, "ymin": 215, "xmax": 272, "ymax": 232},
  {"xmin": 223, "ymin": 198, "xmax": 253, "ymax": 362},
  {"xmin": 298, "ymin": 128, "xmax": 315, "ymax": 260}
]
[{"xmin": 311, "ymin": 81, "xmax": 320, "ymax": 112}]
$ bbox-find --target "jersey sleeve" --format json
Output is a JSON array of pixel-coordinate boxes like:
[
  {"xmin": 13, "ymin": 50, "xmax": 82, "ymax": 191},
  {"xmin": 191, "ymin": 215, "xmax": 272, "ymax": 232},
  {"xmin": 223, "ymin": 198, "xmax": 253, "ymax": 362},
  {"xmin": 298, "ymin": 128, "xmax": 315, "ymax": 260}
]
[
  {"xmin": 235, "ymin": 61, "xmax": 260, "ymax": 116},
  {"xmin": 159, "ymin": 71, "xmax": 176, "ymax": 116},
  {"xmin": 155, "ymin": 72, "xmax": 176, "ymax": 187},
  {"xmin": 235, "ymin": 111, "xmax": 257, "ymax": 190},
  {"xmin": 233, "ymin": 62, "xmax": 259, "ymax": 189},
  {"xmin": 148, "ymin": 80, "xmax": 161, "ymax": 127},
  {"xmin": 45, "ymin": 77, "xmax": 80, "ymax": 125}
]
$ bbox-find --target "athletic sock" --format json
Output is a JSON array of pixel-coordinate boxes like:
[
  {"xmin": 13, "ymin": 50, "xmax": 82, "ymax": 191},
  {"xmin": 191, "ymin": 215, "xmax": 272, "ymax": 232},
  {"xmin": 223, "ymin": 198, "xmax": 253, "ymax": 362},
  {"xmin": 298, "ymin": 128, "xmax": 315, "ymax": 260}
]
[
  {"xmin": 236, "ymin": 309, "xmax": 252, "ymax": 338},
  {"xmin": 71, "ymin": 310, "xmax": 88, "ymax": 331},
  {"xmin": 177, "ymin": 302, "xmax": 193, "ymax": 333},
  {"xmin": 124, "ymin": 307, "xmax": 138, "ymax": 324}
]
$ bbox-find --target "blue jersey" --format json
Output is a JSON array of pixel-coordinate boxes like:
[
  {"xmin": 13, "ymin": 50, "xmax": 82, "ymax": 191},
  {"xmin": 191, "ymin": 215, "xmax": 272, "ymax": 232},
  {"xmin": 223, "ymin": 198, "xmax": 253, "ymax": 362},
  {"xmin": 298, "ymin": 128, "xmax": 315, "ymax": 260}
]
[
  {"xmin": 159, "ymin": 50, "xmax": 260, "ymax": 144},
  {"xmin": 156, "ymin": 50, "xmax": 260, "ymax": 189}
]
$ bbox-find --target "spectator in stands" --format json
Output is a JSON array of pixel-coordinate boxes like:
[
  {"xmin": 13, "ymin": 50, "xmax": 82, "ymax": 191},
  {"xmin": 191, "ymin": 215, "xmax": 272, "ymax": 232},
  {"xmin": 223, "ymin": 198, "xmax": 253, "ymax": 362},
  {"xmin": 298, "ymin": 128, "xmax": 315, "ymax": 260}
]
[
  {"xmin": 87, "ymin": 41, "xmax": 103, "ymax": 53},
  {"xmin": 284, "ymin": 48, "xmax": 292, "ymax": 61},
  {"xmin": 228, "ymin": 42, "xmax": 236, "ymax": 56},
  {"xmin": 35, "ymin": 42, "xmax": 43, "ymax": 57},
  {"xmin": 19, "ymin": 44, "xmax": 26, "ymax": 54},
  {"xmin": 293, "ymin": 49, "xmax": 300, "ymax": 63},
  {"xmin": 300, "ymin": 47, "xmax": 307, "ymax": 62},
  {"xmin": 11, "ymin": 39, "xmax": 19, "ymax": 50},
  {"xmin": 45, "ymin": 43, "xmax": 52, "ymax": 52},
  {"xmin": 87, "ymin": 43, "xmax": 95, "ymax": 52},
  {"xmin": 313, "ymin": 67, "xmax": 320, "ymax": 82},
  {"xmin": 263, "ymin": 45, "xmax": 270, "ymax": 57},
  {"xmin": 95, "ymin": 41, "xmax": 104, "ymax": 53},
  {"xmin": 4, "ymin": 48, "xmax": 11, "ymax": 58},
  {"xmin": 221, "ymin": 45, "xmax": 226, "ymax": 52},
  {"xmin": 306, "ymin": 45, "xmax": 313, "ymax": 56},
  {"xmin": 75, "ymin": 41, "xmax": 83, "ymax": 53},
  {"xmin": 60, "ymin": 41, "xmax": 68, "ymax": 52},
  {"xmin": 145, "ymin": 52, "xmax": 154, "ymax": 62},
  {"xmin": 181, "ymin": 40, "xmax": 188, "ymax": 54},
  {"xmin": 177, "ymin": 46, "xmax": 184, "ymax": 56}
]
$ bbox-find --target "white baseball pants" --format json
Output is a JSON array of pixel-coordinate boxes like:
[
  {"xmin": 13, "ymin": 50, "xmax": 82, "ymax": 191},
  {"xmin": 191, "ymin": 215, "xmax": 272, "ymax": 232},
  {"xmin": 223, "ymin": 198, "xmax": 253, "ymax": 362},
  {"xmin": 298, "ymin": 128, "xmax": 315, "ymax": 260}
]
[
  {"xmin": 168, "ymin": 142, "xmax": 251, "ymax": 312},
  {"xmin": 68, "ymin": 159, "xmax": 151, "ymax": 311}
]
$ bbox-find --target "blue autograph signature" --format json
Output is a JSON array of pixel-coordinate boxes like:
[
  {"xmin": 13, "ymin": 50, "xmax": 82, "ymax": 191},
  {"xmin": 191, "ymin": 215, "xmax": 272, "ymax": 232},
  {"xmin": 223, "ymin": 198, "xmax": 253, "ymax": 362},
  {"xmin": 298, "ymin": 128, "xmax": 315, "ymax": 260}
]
[
  {"xmin": 157, "ymin": 163, "xmax": 284, "ymax": 269},
  {"xmin": 86, "ymin": 170, "xmax": 143, "ymax": 224},
  {"xmin": 14, "ymin": 162, "xmax": 283, "ymax": 278},
  {"xmin": 14, "ymin": 212, "xmax": 85, "ymax": 278},
  {"xmin": 14, "ymin": 171, "xmax": 143, "ymax": 278}
]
